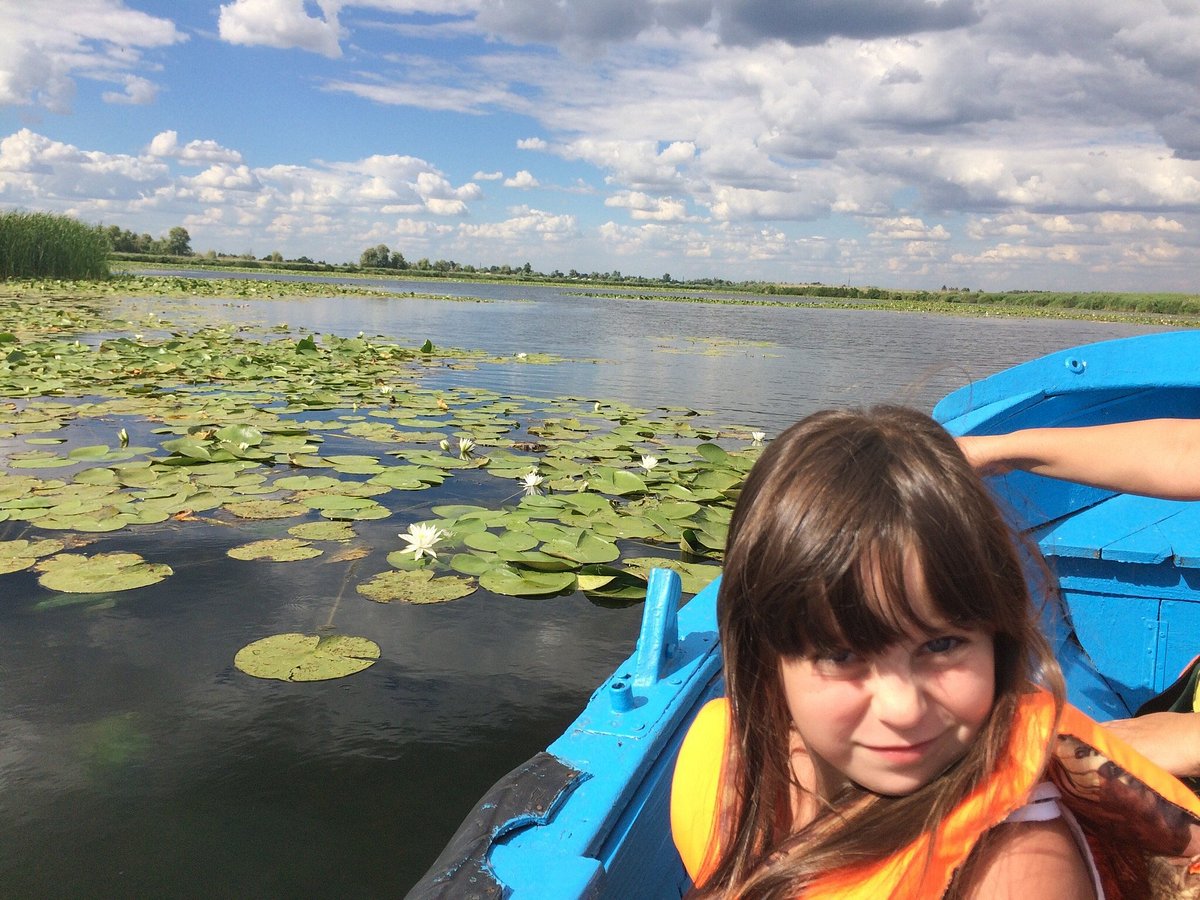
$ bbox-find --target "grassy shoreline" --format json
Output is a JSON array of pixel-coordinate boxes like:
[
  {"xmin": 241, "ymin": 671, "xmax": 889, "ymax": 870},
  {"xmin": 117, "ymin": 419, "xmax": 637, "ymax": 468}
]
[{"xmin": 4, "ymin": 268, "xmax": 1196, "ymax": 328}]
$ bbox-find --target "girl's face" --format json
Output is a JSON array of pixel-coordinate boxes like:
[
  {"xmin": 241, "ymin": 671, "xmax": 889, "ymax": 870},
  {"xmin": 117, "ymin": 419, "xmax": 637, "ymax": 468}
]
[{"xmin": 779, "ymin": 554, "xmax": 996, "ymax": 797}]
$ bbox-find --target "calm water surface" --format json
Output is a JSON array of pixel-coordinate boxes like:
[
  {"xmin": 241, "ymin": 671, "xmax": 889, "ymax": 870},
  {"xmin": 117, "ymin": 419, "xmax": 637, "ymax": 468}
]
[{"xmin": 0, "ymin": 275, "xmax": 1167, "ymax": 896}]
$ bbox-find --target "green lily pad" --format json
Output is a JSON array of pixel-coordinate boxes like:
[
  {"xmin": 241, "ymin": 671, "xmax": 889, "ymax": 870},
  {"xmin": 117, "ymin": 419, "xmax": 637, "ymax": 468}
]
[
  {"xmin": 288, "ymin": 521, "xmax": 356, "ymax": 541},
  {"xmin": 588, "ymin": 468, "xmax": 647, "ymax": 496},
  {"xmin": 463, "ymin": 530, "xmax": 539, "ymax": 553},
  {"xmin": 541, "ymin": 531, "xmax": 620, "ymax": 564},
  {"xmin": 223, "ymin": 499, "xmax": 308, "ymax": 519},
  {"xmin": 448, "ymin": 553, "xmax": 494, "ymax": 576},
  {"xmin": 319, "ymin": 501, "xmax": 390, "ymax": 521},
  {"xmin": 35, "ymin": 551, "xmax": 173, "ymax": 593},
  {"xmin": 234, "ymin": 633, "xmax": 380, "ymax": 682},
  {"xmin": 356, "ymin": 569, "xmax": 477, "ymax": 604},
  {"xmin": 623, "ymin": 557, "xmax": 722, "ymax": 594},
  {"xmin": 479, "ymin": 566, "xmax": 576, "ymax": 597},
  {"xmin": 696, "ymin": 442, "xmax": 729, "ymax": 464},
  {"xmin": 0, "ymin": 538, "xmax": 66, "ymax": 574},
  {"xmin": 227, "ymin": 538, "xmax": 323, "ymax": 562}
]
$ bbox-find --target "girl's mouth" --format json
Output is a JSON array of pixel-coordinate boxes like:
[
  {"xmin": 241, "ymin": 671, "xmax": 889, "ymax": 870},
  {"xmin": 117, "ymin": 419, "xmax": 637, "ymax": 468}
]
[{"xmin": 862, "ymin": 737, "xmax": 938, "ymax": 763}]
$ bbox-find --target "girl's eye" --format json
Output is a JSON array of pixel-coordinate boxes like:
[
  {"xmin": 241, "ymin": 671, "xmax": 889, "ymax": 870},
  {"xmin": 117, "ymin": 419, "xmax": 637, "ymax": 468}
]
[
  {"xmin": 810, "ymin": 649, "xmax": 865, "ymax": 675},
  {"xmin": 817, "ymin": 648, "xmax": 855, "ymax": 664},
  {"xmin": 922, "ymin": 635, "xmax": 964, "ymax": 655}
]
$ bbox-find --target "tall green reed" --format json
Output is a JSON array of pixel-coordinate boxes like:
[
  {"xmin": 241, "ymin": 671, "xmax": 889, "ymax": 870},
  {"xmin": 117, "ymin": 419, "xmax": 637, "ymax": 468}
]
[{"xmin": 0, "ymin": 210, "xmax": 111, "ymax": 280}]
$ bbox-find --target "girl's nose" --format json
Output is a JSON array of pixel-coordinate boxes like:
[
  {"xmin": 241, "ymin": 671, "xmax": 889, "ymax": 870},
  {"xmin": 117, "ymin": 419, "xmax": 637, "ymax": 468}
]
[{"xmin": 870, "ymin": 668, "xmax": 927, "ymax": 729}]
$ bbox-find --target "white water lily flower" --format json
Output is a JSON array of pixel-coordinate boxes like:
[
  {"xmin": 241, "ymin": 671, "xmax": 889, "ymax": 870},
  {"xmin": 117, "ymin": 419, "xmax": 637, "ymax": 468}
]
[
  {"xmin": 640, "ymin": 455, "xmax": 660, "ymax": 472},
  {"xmin": 117, "ymin": 428, "xmax": 129, "ymax": 447},
  {"xmin": 751, "ymin": 431, "xmax": 766, "ymax": 445},
  {"xmin": 439, "ymin": 438, "xmax": 451, "ymax": 452},
  {"xmin": 458, "ymin": 437, "xmax": 475, "ymax": 459},
  {"xmin": 398, "ymin": 522, "xmax": 448, "ymax": 560},
  {"xmin": 520, "ymin": 469, "xmax": 544, "ymax": 495},
  {"xmin": 516, "ymin": 352, "xmax": 528, "ymax": 359}
]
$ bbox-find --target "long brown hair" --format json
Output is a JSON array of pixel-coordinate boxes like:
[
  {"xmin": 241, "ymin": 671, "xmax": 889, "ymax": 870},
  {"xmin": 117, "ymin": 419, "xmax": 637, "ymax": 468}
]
[{"xmin": 698, "ymin": 405, "xmax": 1062, "ymax": 898}]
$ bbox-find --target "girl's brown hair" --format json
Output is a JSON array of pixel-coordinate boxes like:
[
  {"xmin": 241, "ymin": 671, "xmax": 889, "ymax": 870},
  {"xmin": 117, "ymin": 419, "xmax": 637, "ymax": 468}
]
[{"xmin": 698, "ymin": 405, "xmax": 1062, "ymax": 898}]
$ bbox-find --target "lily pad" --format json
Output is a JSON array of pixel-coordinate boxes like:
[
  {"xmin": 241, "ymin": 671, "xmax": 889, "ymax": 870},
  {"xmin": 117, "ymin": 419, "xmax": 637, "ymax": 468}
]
[
  {"xmin": 35, "ymin": 551, "xmax": 173, "ymax": 593},
  {"xmin": 479, "ymin": 566, "xmax": 576, "ymax": 597},
  {"xmin": 623, "ymin": 557, "xmax": 722, "ymax": 594},
  {"xmin": 234, "ymin": 633, "xmax": 380, "ymax": 682},
  {"xmin": 227, "ymin": 538, "xmax": 323, "ymax": 562},
  {"xmin": 288, "ymin": 521, "xmax": 356, "ymax": 541},
  {"xmin": 223, "ymin": 499, "xmax": 308, "ymax": 519},
  {"xmin": 463, "ymin": 530, "xmax": 539, "ymax": 553},
  {"xmin": 0, "ymin": 538, "xmax": 66, "ymax": 574},
  {"xmin": 356, "ymin": 569, "xmax": 477, "ymax": 604}
]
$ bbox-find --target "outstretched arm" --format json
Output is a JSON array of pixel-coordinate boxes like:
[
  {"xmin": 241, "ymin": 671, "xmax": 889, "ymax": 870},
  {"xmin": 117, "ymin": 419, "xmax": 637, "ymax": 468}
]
[{"xmin": 957, "ymin": 419, "xmax": 1200, "ymax": 500}]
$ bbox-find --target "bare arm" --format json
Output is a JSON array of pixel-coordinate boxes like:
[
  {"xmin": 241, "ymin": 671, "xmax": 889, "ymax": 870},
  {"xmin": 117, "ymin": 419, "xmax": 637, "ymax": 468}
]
[
  {"xmin": 1103, "ymin": 712, "xmax": 1200, "ymax": 778},
  {"xmin": 959, "ymin": 818, "xmax": 1095, "ymax": 899},
  {"xmin": 957, "ymin": 419, "xmax": 1200, "ymax": 500}
]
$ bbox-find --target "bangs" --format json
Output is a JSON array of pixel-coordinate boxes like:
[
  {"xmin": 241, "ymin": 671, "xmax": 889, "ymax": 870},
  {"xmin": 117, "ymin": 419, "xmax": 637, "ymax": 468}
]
[{"xmin": 767, "ymin": 532, "xmax": 993, "ymax": 659}]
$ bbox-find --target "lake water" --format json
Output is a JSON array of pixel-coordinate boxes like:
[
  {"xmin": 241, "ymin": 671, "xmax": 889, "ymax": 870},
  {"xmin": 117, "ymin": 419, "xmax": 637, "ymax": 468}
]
[{"xmin": 0, "ymin": 274, "xmax": 1167, "ymax": 896}]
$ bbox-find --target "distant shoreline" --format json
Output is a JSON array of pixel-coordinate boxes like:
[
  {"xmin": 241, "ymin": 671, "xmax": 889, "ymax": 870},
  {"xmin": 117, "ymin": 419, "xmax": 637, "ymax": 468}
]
[{"xmin": 10, "ymin": 264, "xmax": 1199, "ymax": 330}]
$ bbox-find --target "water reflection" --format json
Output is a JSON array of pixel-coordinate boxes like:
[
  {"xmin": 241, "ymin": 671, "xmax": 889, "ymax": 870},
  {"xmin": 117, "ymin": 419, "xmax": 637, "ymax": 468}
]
[{"xmin": 2, "ymin": 275, "xmax": 1167, "ymax": 895}]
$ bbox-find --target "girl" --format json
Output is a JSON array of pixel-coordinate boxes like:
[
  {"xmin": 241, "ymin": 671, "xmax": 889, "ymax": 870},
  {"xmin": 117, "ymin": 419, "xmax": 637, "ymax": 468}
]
[{"xmin": 671, "ymin": 406, "xmax": 1200, "ymax": 899}]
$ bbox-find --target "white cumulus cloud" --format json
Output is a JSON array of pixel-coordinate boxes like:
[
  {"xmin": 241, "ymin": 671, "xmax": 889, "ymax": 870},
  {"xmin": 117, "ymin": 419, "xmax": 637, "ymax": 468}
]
[
  {"xmin": 503, "ymin": 170, "xmax": 540, "ymax": 188},
  {"xmin": 218, "ymin": 0, "xmax": 344, "ymax": 58}
]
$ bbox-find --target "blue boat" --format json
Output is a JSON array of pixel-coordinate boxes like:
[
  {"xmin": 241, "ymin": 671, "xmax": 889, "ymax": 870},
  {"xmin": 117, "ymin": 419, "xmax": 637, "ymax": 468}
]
[{"xmin": 409, "ymin": 330, "xmax": 1200, "ymax": 899}]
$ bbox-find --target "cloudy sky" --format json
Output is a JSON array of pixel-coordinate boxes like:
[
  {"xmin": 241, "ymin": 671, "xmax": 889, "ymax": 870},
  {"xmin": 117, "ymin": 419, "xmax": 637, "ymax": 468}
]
[{"xmin": 1, "ymin": 1, "xmax": 1197, "ymax": 290}]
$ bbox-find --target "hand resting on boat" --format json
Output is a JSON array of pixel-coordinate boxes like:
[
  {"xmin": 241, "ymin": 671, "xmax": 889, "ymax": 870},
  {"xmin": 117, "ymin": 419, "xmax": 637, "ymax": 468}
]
[
  {"xmin": 957, "ymin": 418, "xmax": 1200, "ymax": 501},
  {"xmin": 1103, "ymin": 712, "xmax": 1200, "ymax": 779}
]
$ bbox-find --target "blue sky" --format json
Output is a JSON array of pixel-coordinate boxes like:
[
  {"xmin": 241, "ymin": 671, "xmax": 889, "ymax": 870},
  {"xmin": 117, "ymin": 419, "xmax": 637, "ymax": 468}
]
[{"xmin": 1, "ymin": 1, "xmax": 1198, "ymax": 291}]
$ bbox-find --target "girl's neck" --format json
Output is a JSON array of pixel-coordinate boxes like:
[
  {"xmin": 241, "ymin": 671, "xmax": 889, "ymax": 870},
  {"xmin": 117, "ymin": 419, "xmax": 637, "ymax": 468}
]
[{"xmin": 788, "ymin": 729, "xmax": 830, "ymax": 828}]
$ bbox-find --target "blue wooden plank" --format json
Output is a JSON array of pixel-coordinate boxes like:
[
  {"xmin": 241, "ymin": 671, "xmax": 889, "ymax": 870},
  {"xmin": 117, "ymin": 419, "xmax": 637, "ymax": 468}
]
[
  {"xmin": 1035, "ymin": 493, "xmax": 1179, "ymax": 560},
  {"xmin": 1100, "ymin": 500, "xmax": 1193, "ymax": 564},
  {"xmin": 1160, "ymin": 599, "xmax": 1200, "ymax": 693},
  {"xmin": 990, "ymin": 470, "xmax": 1110, "ymax": 533},
  {"xmin": 1155, "ymin": 505, "xmax": 1200, "ymax": 568},
  {"xmin": 1064, "ymin": 588, "xmax": 1160, "ymax": 708}
]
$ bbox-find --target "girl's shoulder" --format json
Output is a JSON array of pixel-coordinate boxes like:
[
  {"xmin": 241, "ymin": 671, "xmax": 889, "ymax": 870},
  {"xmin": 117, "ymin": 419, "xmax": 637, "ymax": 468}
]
[{"xmin": 959, "ymin": 814, "xmax": 1098, "ymax": 899}]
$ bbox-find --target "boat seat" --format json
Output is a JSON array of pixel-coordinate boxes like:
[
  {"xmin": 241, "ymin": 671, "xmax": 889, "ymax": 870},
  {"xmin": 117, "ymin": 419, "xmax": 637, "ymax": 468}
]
[
  {"xmin": 1034, "ymin": 494, "xmax": 1200, "ymax": 714},
  {"xmin": 1036, "ymin": 494, "xmax": 1200, "ymax": 567}
]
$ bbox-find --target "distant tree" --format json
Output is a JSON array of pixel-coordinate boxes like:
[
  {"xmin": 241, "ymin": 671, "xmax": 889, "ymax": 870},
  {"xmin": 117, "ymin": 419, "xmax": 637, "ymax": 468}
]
[
  {"xmin": 662, "ymin": 273, "xmax": 672, "ymax": 283},
  {"xmin": 522, "ymin": 261, "xmax": 532, "ymax": 275},
  {"xmin": 266, "ymin": 251, "xmax": 283, "ymax": 262},
  {"xmin": 166, "ymin": 226, "xmax": 192, "ymax": 256},
  {"xmin": 360, "ymin": 244, "xmax": 392, "ymax": 268}
]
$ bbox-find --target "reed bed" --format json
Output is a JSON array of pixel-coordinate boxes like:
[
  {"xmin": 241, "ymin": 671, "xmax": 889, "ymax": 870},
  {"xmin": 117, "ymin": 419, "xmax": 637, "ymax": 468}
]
[{"xmin": 0, "ymin": 211, "xmax": 110, "ymax": 280}]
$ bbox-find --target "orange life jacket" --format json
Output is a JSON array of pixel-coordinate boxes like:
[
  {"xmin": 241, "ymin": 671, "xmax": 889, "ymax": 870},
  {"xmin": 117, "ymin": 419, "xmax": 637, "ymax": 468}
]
[{"xmin": 671, "ymin": 691, "xmax": 1200, "ymax": 898}]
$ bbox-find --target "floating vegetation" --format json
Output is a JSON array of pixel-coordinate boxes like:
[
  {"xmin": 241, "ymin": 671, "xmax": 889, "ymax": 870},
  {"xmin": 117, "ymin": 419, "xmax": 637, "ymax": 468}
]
[
  {"xmin": 233, "ymin": 633, "xmax": 381, "ymax": 682},
  {"xmin": 356, "ymin": 569, "xmax": 476, "ymax": 604},
  {"xmin": 227, "ymin": 538, "xmax": 323, "ymax": 562},
  {"xmin": 0, "ymin": 537, "xmax": 65, "ymax": 574},
  {"xmin": 34, "ymin": 551, "xmax": 173, "ymax": 593},
  {"xmin": 0, "ymin": 278, "xmax": 776, "ymax": 682}
]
